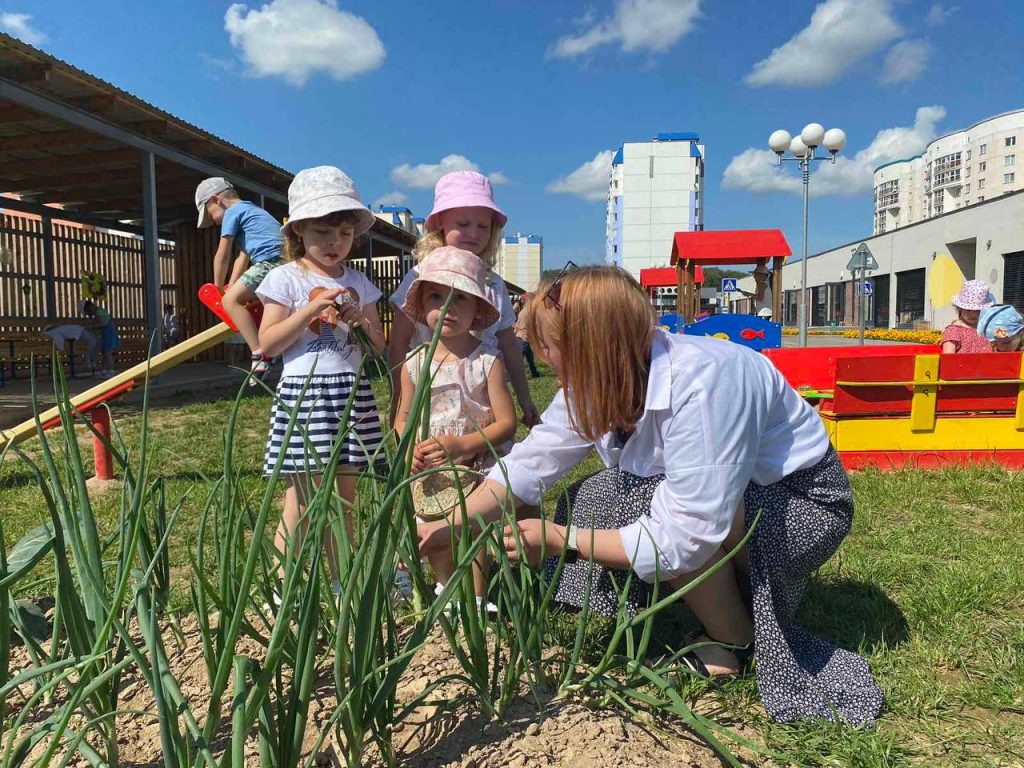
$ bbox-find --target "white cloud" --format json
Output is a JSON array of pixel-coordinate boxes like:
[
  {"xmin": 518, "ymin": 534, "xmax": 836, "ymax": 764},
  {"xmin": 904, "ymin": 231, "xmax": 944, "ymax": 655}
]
[
  {"xmin": 746, "ymin": 0, "xmax": 903, "ymax": 87},
  {"xmin": 546, "ymin": 150, "xmax": 615, "ymax": 202},
  {"xmin": 880, "ymin": 39, "xmax": 931, "ymax": 85},
  {"xmin": 722, "ymin": 106, "xmax": 946, "ymax": 197},
  {"xmin": 224, "ymin": 0, "xmax": 385, "ymax": 86},
  {"xmin": 549, "ymin": 0, "xmax": 701, "ymax": 59},
  {"xmin": 1, "ymin": 13, "xmax": 47, "ymax": 45},
  {"xmin": 372, "ymin": 191, "xmax": 408, "ymax": 208},
  {"xmin": 389, "ymin": 155, "xmax": 507, "ymax": 190},
  {"xmin": 926, "ymin": 4, "xmax": 956, "ymax": 26}
]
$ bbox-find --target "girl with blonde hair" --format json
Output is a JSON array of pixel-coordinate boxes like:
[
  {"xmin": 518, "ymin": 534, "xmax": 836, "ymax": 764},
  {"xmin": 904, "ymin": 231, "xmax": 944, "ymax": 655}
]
[{"xmin": 387, "ymin": 171, "xmax": 539, "ymax": 427}]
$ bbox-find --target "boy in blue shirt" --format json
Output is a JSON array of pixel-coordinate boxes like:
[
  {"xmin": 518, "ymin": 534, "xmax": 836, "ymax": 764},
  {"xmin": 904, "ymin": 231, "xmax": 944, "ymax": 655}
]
[{"xmin": 195, "ymin": 177, "xmax": 284, "ymax": 379}]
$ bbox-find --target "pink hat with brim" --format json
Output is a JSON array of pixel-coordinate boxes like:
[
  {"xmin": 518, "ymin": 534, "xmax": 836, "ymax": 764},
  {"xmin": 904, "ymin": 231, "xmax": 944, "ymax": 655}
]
[
  {"xmin": 401, "ymin": 247, "xmax": 501, "ymax": 330},
  {"xmin": 424, "ymin": 171, "xmax": 507, "ymax": 232},
  {"xmin": 951, "ymin": 279, "xmax": 995, "ymax": 311}
]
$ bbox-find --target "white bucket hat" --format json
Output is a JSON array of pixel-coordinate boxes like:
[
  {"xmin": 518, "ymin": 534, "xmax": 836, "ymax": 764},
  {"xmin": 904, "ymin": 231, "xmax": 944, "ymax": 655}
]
[
  {"xmin": 195, "ymin": 177, "xmax": 234, "ymax": 229},
  {"xmin": 283, "ymin": 166, "xmax": 375, "ymax": 236}
]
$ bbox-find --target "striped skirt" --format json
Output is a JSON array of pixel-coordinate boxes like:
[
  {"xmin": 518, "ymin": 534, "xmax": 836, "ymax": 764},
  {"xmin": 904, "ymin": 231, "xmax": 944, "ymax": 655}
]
[{"xmin": 263, "ymin": 373, "xmax": 383, "ymax": 476}]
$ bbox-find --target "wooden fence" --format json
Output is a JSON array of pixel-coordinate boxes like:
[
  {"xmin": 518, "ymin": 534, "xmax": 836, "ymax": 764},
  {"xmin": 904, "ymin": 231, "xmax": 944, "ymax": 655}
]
[{"xmin": 2, "ymin": 211, "xmax": 413, "ymax": 372}]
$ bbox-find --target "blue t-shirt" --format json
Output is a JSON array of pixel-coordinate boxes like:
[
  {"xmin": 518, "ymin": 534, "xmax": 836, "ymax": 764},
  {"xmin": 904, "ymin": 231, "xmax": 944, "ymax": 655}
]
[{"xmin": 220, "ymin": 201, "xmax": 283, "ymax": 264}]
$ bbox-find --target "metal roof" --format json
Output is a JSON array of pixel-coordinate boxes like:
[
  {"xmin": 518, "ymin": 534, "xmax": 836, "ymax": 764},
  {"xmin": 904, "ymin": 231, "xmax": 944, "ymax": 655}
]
[
  {"xmin": 671, "ymin": 229, "xmax": 791, "ymax": 266},
  {"xmin": 0, "ymin": 33, "xmax": 292, "ymax": 228}
]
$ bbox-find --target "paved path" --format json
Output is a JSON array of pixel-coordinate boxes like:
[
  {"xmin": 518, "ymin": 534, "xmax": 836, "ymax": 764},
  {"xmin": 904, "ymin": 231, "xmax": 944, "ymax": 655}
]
[{"xmin": 781, "ymin": 334, "xmax": 924, "ymax": 348}]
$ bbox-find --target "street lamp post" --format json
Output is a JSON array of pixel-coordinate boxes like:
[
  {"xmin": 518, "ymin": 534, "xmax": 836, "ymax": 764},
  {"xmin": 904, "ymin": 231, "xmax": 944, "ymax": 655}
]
[{"xmin": 768, "ymin": 123, "xmax": 847, "ymax": 347}]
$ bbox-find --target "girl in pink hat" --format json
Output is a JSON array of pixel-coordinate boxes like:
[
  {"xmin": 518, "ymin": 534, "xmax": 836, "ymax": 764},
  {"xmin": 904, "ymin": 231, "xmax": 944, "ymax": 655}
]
[
  {"xmin": 941, "ymin": 279, "xmax": 994, "ymax": 354},
  {"xmin": 393, "ymin": 246, "xmax": 519, "ymax": 604},
  {"xmin": 388, "ymin": 171, "xmax": 540, "ymax": 428}
]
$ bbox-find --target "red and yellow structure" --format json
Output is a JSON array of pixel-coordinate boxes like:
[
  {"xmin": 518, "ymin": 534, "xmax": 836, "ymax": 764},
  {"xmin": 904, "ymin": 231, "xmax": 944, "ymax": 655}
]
[{"xmin": 766, "ymin": 346, "xmax": 1024, "ymax": 470}]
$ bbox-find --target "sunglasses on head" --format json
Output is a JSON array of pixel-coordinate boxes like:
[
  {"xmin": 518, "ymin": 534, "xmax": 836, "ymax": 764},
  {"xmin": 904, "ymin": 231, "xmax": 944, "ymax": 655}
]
[{"xmin": 543, "ymin": 260, "xmax": 579, "ymax": 311}]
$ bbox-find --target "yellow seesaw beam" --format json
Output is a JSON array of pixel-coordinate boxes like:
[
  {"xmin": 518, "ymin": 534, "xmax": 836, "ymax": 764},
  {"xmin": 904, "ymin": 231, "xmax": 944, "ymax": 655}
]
[{"xmin": 1, "ymin": 322, "xmax": 235, "ymax": 449}]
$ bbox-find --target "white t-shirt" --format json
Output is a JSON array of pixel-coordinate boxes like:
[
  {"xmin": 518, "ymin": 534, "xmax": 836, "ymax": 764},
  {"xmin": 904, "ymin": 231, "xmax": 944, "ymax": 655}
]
[
  {"xmin": 487, "ymin": 330, "xmax": 831, "ymax": 582},
  {"xmin": 390, "ymin": 265, "xmax": 515, "ymax": 348},
  {"xmin": 256, "ymin": 261, "xmax": 382, "ymax": 378},
  {"xmin": 43, "ymin": 324, "xmax": 87, "ymax": 347}
]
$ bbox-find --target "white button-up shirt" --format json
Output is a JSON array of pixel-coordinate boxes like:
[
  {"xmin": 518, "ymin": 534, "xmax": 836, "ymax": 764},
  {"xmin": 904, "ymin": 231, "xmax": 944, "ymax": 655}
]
[{"xmin": 487, "ymin": 330, "xmax": 831, "ymax": 582}]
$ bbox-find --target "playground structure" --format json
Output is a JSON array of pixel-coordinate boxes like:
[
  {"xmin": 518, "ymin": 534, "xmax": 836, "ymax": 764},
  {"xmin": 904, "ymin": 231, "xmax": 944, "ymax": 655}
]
[
  {"xmin": 0, "ymin": 286, "xmax": 254, "ymax": 478},
  {"xmin": 670, "ymin": 229, "xmax": 789, "ymax": 350},
  {"xmin": 766, "ymin": 345, "xmax": 1024, "ymax": 469},
  {"xmin": 660, "ymin": 227, "xmax": 1024, "ymax": 469}
]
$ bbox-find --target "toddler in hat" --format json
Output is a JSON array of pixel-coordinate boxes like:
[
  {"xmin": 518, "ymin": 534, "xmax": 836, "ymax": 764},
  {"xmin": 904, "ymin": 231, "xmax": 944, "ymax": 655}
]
[
  {"xmin": 195, "ymin": 177, "xmax": 284, "ymax": 380},
  {"xmin": 978, "ymin": 304, "xmax": 1024, "ymax": 352},
  {"xmin": 387, "ymin": 171, "xmax": 540, "ymax": 428},
  {"xmin": 941, "ymin": 279, "xmax": 994, "ymax": 354},
  {"xmin": 255, "ymin": 166, "xmax": 387, "ymax": 597},
  {"xmin": 393, "ymin": 246, "xmax": 518, "ymax": 605}
]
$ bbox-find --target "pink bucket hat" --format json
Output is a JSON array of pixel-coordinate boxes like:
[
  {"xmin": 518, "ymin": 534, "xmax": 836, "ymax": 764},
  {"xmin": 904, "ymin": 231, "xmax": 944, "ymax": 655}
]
[
  {"xmin": 401, "ymin": 247, "xmax": 501, "ymax": 330},
  {"xmin": 951, "ymin": 279, "xmax": 995, "ymax": 311},
  {"xmin": 424, "ymin": 171, "xmax": 507, "ymax": 232}
]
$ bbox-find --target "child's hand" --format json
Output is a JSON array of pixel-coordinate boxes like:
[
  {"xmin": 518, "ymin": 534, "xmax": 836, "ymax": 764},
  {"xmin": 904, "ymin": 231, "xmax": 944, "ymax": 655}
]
[
  {"xmin": 336, "ymin": 300, "xmax": 368, "ymax": 330},
  {"xmin": 414, "ymin": 436, "xmax": 466, "ymax": 467},
  {"xmin": 307, "ymin": 287, "xmax": 344, "ymax": 314}
]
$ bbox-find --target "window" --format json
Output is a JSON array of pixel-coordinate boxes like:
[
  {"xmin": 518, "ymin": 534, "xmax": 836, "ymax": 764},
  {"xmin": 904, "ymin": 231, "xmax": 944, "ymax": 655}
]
[
  {"xmin": 978, "ymin": 196, "xmax": 984, "ymax": 202},
  {"xmin": 964, "ymin": 183, "xmax": 970, "ymax": 193},
  {"xmin": 1007, "ymin": 136, "xmax": 1017, "ymax": 147},
  {"xmin": 966, "ymin": 149, "xmax": 972, "ymax": 160},
  {"xmin": 980, "ymin": 144, "xmax": 987, "ymax": 155},
  {"xmin": 1005, "ymin": 173, "xmax": 1016, "ymax": 183},
  {"xmin": 979, "ymin": 161, "xmax": 987, "ymax": 172},
  {"xmin": 872, "ymin": 274, "xmax": 890, "ymax": 328},
  {"xmin": 965, "ymin": 166, "xmax": 971, "ymax": 177},
  {"xmin": 1006, "ymin": 155, "xmax": 1016, "ymax": 166},
  {"xmin": 896, "ymin": 269, "xmax": 926, "ymax": 327},
  {"xmin": 979, "ymin": 178, "xmax": 986, "ymax": 189},
  {"xmin": 1005, "ymin": 252, "xmax": 1024, "ymax": 309}
]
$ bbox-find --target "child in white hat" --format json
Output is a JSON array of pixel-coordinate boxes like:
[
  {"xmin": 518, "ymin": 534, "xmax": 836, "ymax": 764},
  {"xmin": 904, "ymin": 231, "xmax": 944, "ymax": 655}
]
[
  {"xmin": 393, "ymin": 246, "xmax": 518, "ymax": 606},
  {"xmin": 941, "ymin": 279, "xmax": 995, "ymax": 353},
  {"xmin": 254, "ymin": 166, "xmax": 386, "ymax": 596}
]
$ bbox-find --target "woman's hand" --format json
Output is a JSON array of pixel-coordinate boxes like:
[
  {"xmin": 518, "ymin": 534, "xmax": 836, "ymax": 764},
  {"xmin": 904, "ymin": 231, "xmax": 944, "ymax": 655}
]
[
  {"xmin": 503, "ymin": 519, "xmax": 565, "ymax": 567},
  {"xmin": 519, "ymin": 399, "xmax": 541, "ymax": 428}
]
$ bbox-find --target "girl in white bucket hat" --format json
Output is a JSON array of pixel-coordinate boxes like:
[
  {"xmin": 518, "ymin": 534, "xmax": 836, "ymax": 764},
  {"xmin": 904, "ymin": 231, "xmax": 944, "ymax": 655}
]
[
  {"xmin": 254, "ymin": 166, "xmax": 386, "ymax": 597},
  {"xmin": 941, "ymin": 279, "xmax": 995, "ymax": 354},
  {"xmin": 393, "ymin": 246, "xmax": 518, "ymax": 606}
]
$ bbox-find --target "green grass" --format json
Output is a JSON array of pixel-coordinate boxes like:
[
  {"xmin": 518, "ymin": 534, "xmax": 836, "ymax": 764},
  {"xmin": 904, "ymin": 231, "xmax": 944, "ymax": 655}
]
[{"xmin": 2, "ymin": 366, "xmax": 1023, "ymax": 767}]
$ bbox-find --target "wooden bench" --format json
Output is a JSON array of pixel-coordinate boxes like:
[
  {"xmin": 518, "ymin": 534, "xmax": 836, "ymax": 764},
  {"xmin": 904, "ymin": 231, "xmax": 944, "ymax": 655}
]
[{"xmin": 0, "ymin": 320, "xmax": 115, "ymax": 386}]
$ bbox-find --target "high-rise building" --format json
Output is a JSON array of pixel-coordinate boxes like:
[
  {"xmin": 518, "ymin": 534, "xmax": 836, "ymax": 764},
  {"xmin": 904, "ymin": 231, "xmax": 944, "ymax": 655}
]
[
  {"xmin": 606, "ymin": 132, "xmax": 705, "ymax": 280},
  {"xmin": 497, "ymin": 233, "xmax": 542, "ymax": 291},
  {"xmin": 873, "ymin": 109, "xmax": 1024, "ymax": 234}
]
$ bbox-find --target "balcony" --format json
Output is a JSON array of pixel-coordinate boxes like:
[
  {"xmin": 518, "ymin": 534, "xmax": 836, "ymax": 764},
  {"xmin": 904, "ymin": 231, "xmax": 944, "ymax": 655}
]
[{"xmin": 932, "ymin": 169, "xmax": 962, "ymax": 189}]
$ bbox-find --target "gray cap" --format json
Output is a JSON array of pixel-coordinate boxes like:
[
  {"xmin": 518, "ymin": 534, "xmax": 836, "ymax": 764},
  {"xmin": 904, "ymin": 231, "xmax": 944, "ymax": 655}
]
[
  {"xmin": 195, "ymin": 177, "xmax": 234, "ymax": 228},
  {"xmin": 284, "ymin": 166, "xmax": 375, "ymax": 236}
]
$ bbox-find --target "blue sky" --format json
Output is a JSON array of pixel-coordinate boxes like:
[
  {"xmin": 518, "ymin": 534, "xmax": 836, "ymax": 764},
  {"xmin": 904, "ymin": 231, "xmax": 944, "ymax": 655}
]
[{"xmin": 5, "ymin": 0, "xmax": 1023, "ymax": 269}]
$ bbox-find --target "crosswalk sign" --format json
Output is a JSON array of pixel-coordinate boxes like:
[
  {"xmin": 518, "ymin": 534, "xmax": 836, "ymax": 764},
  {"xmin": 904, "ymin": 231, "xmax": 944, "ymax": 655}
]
[{"xmin": 721, "ymin": 278, "xmax": 738, "ymax": 293}]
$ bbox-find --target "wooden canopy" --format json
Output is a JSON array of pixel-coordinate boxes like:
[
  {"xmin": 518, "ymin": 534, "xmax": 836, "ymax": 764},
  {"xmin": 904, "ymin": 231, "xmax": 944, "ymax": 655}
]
[{"xmin": 669, "ymin": 229, "xmax": 791, "ymax": 323}]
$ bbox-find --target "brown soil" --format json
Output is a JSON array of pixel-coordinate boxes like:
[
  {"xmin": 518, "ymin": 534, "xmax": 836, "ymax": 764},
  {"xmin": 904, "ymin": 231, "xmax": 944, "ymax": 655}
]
[{"xmin": 7, "ymin": 610, "xmax": 763, "ymax": 768}]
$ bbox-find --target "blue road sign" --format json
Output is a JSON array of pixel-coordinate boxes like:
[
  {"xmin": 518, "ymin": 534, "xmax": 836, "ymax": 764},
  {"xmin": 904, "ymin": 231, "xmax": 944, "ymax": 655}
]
[
  {"xmin": 858, "ymin": 281, "xmax": 873, "ymax": 296},
  {"xmin": 721, "ymin": 278, "xmax": 738, "ymax": 293}
]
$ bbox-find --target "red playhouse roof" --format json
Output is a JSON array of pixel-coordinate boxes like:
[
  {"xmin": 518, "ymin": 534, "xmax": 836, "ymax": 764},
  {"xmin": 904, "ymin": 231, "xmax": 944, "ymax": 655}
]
[
  {"xmin": 640, "ymin": 265, "xmax": 704, "ymax": 287},
  {"xmin": 670, "ymin": 229, "xmax": 791, "ymax": 266}
]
